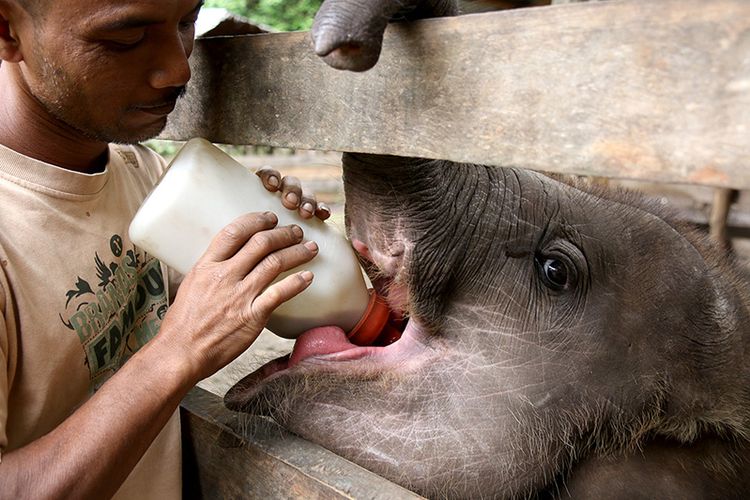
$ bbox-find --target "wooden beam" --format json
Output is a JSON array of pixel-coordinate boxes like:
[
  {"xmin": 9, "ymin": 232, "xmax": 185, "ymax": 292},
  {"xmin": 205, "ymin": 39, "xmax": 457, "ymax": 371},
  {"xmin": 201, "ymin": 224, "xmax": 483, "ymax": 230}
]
[
  {"xmin": 162, "ymin": 0, "xmax": 750, "ymax": 188},
  {"xmin": 180, "ymin": 387, "xmax": 423, "ymax": 499}
]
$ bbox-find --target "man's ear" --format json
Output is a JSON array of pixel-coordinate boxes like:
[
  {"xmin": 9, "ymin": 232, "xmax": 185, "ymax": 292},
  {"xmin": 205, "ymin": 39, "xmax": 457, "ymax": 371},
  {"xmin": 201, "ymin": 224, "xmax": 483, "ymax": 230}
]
[{"xmin": 0, "ymin": 3, "xmax": 23, "ymax": 63}]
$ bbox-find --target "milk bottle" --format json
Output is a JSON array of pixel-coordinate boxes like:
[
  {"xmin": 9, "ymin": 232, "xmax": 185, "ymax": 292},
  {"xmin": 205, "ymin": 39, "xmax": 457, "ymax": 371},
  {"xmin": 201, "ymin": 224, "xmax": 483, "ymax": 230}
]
[{"xmin": 129, "ymin": 138, "xmax": 399, "ymax": 345}]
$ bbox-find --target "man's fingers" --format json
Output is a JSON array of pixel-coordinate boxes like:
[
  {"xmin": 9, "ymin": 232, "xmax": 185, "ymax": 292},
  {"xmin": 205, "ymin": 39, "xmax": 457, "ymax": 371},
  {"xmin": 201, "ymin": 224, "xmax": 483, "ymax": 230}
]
[
  {"xmin": 257, "ymin": 168, "xmax": 331, "ymax": 222},
  {"xmin": 242, "ymin": 239, "xmax": 319, "ymax": 294},
  {"xmin": 315, "ymin": 203, "xmax": 331, "ymax": 221},
  {"xmin": 299, "ymin": 194, "xmax": 317, "ymax": 219},
  {"xmin": 279, "ymin": 176, "xmax": 303, "ymax": 210},
  {"xmin": 251, "ymin": 271, "xmax": 314, "ymax": 320},
  {"xmin": 256, "ymin": 168, "xmax": 305, "ymax": 213},
  {"xmin": 280, "ymin": 178, "xmax": 330, "ymax": 221},
  {"xmin": 201, "ymin": 212, "xmax": 278, "ymax": 263},
  {"xmin": 230, "ymin": 224, "xmax": 306, "ymax": 276},
  {"xmin": 256, "ymin": 166, "xmax": 281, "ymax": 192}
]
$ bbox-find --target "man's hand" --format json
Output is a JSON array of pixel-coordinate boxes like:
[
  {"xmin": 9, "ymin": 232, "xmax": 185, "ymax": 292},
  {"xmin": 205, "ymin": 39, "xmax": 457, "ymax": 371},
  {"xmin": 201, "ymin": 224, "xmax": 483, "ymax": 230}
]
[
  {"xmin": 155, "ymin": 211, "xmax": 318, "ymax": 382},
  {"xmin": 256, "ymin": 167, "xmax": 332, "ymax": 220}
]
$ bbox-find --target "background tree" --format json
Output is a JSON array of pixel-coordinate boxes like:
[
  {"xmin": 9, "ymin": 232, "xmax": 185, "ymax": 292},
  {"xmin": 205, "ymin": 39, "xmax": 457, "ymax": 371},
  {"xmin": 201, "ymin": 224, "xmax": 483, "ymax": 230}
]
[{"xmin": 205, "ymin": 0, "xmax": 324, "ymax": 31}]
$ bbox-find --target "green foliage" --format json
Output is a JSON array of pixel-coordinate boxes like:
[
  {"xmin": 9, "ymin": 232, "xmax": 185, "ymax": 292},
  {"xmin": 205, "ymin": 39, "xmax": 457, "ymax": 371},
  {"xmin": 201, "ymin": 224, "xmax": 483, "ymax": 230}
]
[
  {"xmin": 204, "ymin": 0, "xmax": 324, "ymax": 31},
  {"xmin": 143, "ymin": 139, "xmax": 183, "ymax": 158},
  {"xmin": 204, "ymin": 0, "xmax": 249, "ymax": 16}
]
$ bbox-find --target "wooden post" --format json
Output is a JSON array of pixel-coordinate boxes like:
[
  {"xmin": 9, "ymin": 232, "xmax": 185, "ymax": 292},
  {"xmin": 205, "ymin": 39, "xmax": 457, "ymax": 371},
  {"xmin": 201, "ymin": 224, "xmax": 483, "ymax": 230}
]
[{"xmin": 709, "ymin": 188, "xmax": 738, "ymax": 249}]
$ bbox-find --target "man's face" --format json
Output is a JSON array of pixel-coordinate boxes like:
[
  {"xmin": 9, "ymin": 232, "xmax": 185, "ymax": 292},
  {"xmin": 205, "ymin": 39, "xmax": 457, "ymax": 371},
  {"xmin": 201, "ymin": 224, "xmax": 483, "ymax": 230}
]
[{"xmin": 16, "ymin": 0, "xmax": 201, "ymax": 144}]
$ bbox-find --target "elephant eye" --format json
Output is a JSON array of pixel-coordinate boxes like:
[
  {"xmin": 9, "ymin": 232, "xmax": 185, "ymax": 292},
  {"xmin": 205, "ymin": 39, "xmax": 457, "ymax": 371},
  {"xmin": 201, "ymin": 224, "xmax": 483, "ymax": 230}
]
[
  {"xmin": 543, "ymin": 259, "xmax": 568, "ymax": 288},
  {"xmin": 536, "ymin": 256, "xmax": 574, "ymax": 291},
  {"xmin": 534, "ymin": 239, "xmax": 583, "ymax": 293}
]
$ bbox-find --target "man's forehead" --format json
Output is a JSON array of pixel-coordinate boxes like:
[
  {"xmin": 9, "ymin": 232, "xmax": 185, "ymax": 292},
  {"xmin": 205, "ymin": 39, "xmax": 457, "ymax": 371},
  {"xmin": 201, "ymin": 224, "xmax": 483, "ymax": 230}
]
[{"xmin": 59, "ymin": 0, "xmax": 202, "ymax": 27}]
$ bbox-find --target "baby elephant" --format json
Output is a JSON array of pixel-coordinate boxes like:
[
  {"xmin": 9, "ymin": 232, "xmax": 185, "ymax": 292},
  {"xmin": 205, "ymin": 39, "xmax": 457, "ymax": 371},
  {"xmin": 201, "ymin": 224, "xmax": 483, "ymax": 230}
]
[
  {"xmin": 227, "ymin": 152, "xmax": 750, "ymax": 498},
  {"xmin": 226, "ymin": 1, "xmax": 750, "ymax": 498}
]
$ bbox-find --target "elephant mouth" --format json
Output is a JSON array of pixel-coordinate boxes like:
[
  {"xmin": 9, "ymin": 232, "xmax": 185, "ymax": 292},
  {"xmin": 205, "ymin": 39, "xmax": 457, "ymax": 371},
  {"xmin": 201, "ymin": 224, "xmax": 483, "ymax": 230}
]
[{"xmin": 224, "ymin": 239, "xmax": 432, "ymax": 409}]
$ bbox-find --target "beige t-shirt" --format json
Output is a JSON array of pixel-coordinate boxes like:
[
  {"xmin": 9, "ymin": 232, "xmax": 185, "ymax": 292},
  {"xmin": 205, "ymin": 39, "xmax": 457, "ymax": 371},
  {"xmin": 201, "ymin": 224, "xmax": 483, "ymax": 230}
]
[{"xmin": 0, "ymin": 143, "xmax": 181, "ymax": 499}]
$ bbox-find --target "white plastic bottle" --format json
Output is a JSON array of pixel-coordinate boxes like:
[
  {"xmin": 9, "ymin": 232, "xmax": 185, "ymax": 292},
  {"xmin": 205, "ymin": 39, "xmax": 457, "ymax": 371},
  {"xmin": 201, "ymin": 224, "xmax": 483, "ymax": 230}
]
[{"xmin": 129, "ymin": 138, "xmax": 397, "ymax": 344}]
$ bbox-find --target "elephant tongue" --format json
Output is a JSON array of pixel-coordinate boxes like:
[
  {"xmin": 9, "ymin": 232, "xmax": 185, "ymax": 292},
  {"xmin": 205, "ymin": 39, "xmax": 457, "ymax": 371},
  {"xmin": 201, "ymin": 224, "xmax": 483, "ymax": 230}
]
[
  {"xmin": 287, "ymin": 288, "xmax": 404, "ymax": 368},
  {"xmin": 288, "ymin": 326, "xmax": 357, "ymax": 368}
]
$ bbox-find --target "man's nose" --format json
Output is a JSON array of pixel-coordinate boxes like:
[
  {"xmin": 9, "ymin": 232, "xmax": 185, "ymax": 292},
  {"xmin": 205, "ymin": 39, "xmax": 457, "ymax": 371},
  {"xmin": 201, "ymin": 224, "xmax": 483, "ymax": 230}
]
[{"xmin": 148, "ymin": 32, "xmax": 192, "ymax": 89}]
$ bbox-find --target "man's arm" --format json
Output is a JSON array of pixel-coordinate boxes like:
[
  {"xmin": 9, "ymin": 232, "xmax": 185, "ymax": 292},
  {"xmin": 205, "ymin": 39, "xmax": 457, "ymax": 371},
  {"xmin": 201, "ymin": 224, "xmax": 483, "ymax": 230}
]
[{"xmin": 0, "ymin": 212, "xmax": 318, "ymax": 498}]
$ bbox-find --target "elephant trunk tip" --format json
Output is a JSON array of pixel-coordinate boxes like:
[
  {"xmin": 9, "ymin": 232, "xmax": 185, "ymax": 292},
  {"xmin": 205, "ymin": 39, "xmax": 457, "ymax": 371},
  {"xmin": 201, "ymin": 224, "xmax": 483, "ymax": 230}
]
[
  {"xmin": 311, "ymin": 29, "xmax": 337, "ymax": 57},
  {"xmin": 311, "ymin": 34, "xmax": 382, "ymax": 72}
]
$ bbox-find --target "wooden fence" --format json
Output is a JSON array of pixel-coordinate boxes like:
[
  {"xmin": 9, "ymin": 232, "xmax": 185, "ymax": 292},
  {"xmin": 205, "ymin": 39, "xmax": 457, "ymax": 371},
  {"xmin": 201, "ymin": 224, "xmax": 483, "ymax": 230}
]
[{"xmin": 163, "ymin": 0, "xmax": 749, "ymax": 188}]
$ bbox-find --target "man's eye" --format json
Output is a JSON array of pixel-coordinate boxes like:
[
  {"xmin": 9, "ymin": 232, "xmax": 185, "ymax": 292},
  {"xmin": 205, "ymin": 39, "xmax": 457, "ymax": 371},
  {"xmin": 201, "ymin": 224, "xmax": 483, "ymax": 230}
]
[
  {"xmin": 105, "ymin": 40, "xmax": 142, "ymax": 51},
  {"xmin": 179, "ymin": 20, "xmax": 196, "ymax": 32},
  {"xmin": 179, "ymin": 12, "xmax": 199, "ymax": 32},
  {"xmin": 103, "ymin": 33, "xmax": 145, "ymax": 49}
]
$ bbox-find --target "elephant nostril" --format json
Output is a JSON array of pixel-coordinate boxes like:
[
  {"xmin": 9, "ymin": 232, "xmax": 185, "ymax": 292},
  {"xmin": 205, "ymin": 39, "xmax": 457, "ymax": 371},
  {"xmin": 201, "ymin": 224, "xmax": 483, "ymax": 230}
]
[
  {"xmin": 332, "ymin": 42, "xmax": 363, "ymax": 57},
  {"xmin": 312, "ymin": 29, "xmax": 368, "ymax": 58},
  {"xmin": 321, "ymin": 46, "xmax": 381, "ymax": 72}
]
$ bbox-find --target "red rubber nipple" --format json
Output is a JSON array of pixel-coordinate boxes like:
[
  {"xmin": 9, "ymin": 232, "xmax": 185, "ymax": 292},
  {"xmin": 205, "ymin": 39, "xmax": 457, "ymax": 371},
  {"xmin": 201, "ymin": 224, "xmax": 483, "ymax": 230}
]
[{"xmin": 347, "ymin": 289, "xmax": 404, "ymax": 346}]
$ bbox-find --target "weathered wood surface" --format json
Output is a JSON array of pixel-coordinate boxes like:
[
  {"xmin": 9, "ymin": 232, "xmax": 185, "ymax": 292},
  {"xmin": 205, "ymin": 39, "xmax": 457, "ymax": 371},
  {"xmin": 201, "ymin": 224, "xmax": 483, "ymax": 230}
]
[
  {"xmin": 162, "ymin": 0, "xmax": 750, "ymax": 189},
  {"xmin": 180, "ymin": 387, "xmax": 423, "ymax": 499}
]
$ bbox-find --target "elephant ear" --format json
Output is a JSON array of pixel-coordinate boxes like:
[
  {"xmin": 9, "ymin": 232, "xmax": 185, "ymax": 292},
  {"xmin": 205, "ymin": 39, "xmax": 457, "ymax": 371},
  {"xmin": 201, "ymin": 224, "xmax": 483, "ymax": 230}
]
[{"xmin": 311, "ymin": 0, "xmax": 458, "ymax": 72}]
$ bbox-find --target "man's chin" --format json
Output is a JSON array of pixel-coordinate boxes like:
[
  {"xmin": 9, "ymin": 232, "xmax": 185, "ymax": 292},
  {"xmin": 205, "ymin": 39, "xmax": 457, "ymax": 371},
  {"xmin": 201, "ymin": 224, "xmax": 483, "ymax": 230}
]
[{"xmin": 108, "ymin": 118, "xmax": 168, "ymax": 145}]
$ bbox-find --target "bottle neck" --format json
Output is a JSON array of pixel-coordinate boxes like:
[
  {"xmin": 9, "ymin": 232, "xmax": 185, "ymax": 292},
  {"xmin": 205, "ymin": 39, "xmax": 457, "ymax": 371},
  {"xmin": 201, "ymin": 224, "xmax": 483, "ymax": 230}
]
[{"xmin": 347, "ymin": 290, "xmax": 404, "ymax": 346}]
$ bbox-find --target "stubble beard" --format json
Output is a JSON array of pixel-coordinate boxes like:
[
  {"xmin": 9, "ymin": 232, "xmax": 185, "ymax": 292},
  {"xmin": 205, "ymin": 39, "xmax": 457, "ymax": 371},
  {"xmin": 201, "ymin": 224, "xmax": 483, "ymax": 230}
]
[{"xmin": 34, "ymin": 53, "xmax": 184, "ymax": 145}]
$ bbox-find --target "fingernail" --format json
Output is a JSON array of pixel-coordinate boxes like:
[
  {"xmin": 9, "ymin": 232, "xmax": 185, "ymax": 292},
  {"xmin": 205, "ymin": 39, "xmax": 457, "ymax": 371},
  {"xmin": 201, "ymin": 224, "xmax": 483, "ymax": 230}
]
[
  {"xmin": 291, "ymin": 224, "xmax": 303, "ymax": 238},
  {"xmin": 286, "ymin": 192, "xmax": 299, "ymax": 205},
  {"xmin": 301, "ymin": 202, "xmax": 314, "ymax": 214},
  {"xmin": 264, "ymin": 211, "xmax": 278, "ymax": 222},
  {"xmin": 299, "ymin": 270, "xmax": 314, "ymax": 282},
  {"xmin": 304, "ymin": 240, "xmax": 318, "ymax": 252},
  {"xmin": 267, "ymin": 175, "xmax": 279, "ymax": 188}
]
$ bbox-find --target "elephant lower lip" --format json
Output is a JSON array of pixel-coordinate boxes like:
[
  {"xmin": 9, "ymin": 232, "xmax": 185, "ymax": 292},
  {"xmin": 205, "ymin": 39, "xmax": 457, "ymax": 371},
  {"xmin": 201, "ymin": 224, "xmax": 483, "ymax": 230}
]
[
  {"xmin": 223, "ymin": 306, "xmax": 429, "ymax": 414},
  {"xmin": 228, "ymin": 317, "xmax": 422, "ymax": 390},
  {"xmin": 271, "ymin": 314, "xmax": 412, "ymax": 374},
  {"xmin": 288, "ymin": 326, "xmax": 361, "ymax": 367}
]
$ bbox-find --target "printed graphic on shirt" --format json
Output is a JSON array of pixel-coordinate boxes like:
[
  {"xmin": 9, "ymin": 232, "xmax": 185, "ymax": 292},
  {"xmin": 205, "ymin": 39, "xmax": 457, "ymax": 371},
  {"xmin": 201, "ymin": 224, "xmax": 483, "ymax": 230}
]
[
  {"xmin": 60, "ymin": 234, "xmax": 168, "ymax": 392},
  {"xmin": 117, "ymin": 149, "xmax": 139, "ymax": 170}
]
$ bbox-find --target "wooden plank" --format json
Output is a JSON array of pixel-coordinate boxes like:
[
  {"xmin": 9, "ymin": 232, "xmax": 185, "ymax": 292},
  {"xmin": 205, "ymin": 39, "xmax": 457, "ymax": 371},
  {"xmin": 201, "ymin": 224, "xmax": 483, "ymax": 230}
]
[
  {"xmin": 180, "ymin": 387, "xmax": 423, "ymax": 499},
  {"xmin": 161, "ymin": 0, "xmax": 750, "ymax": 188}
]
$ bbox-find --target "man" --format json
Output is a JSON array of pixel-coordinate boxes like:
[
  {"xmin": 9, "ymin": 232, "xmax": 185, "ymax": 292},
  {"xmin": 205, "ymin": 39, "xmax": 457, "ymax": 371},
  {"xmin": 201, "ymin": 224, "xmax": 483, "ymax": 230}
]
[{"xmin": 0, "ymin": 0, "xmax": 326, "ymax": 497}]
